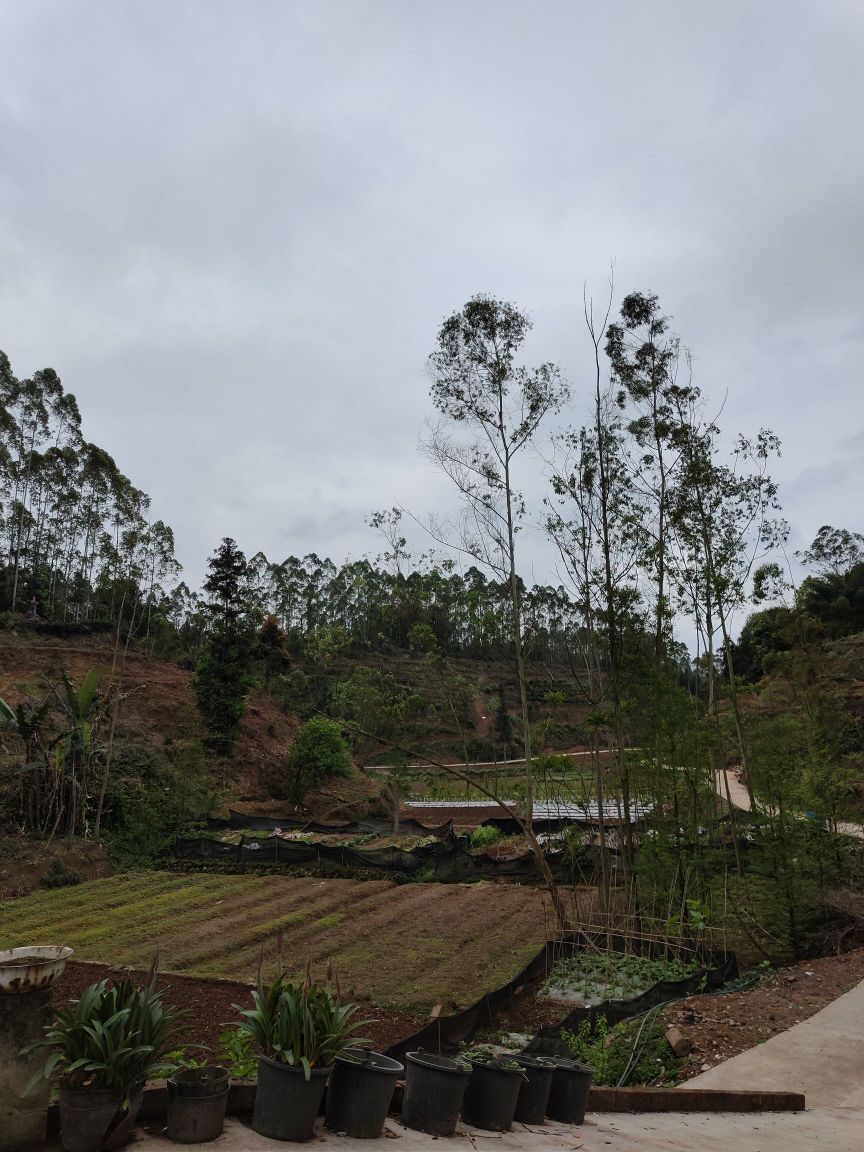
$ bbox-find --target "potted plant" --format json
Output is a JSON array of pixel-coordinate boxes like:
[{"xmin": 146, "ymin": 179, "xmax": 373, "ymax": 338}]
[
  {"xmin": 324, "ymin": 1047, "xmax": 404, "ymax": 1139},
  {"xmin": 166, "ymin": 1065, "xmax": 230, "ymax": 1144},
  {"xmin": 546, "ymin": 1057, "xmax": 594, "ymax": 1125},
  {"xmin": 27, "ymin": 970, "xmax": 182, "ymax": 1152},
  {"xmin": 513, "ymin": 1054, "xmax": 556, "ymax": 1124},
  {"xmin": 402, "ymin": 1050, "xmax": 471, "ymax": 1137},
  {"xmin": 460, "ymin": 1052, "xmax": 525, "ymax": 1132},
  {"xmin": 234, "ymin": 964, "xmax": 370, "ymax": 1142}
]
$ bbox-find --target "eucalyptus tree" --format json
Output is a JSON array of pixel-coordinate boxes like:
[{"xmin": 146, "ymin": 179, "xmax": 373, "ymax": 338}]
[
  {"xmin": 605, "ymin": 292, "xmax": 696, "ymax": 666},
  {"xmin": 6, "ymin": 370, "xmax": 56, "ymax": 608},
  {"xmin": 797, "ymin": 525, "xmax": 864, "ymax": 578},
  {"xmin": 424, "ymin": 294, "xmax": 569, "ymax": 914},
  {"xmin": 669, "ymin": 395, "xmax": 787, "ymax": 805},
  {"xmin": 547, "ymin": 296, "xmax": 644, "ymax": 886},
  {"xmin": 244, "ymin": 550, "xmax": 277, "ymax": 621},
  {"xmin": 140, "ymin": 520, "xmax": 182, "ymax": 641}
]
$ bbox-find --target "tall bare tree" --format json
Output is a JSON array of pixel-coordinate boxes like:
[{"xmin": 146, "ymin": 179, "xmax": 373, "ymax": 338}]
[{"xmin": 424, "ymin": 294, "xmax": 569, "ymax": 917}]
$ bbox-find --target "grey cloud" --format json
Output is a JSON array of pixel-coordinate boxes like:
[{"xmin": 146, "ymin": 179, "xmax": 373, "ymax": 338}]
[{"xmin": 0, "ymin": 0, "xmax": 862, "ymax": 600}]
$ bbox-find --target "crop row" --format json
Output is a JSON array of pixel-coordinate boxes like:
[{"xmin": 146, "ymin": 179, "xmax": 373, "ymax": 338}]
[{"xmin": 0, "ymin": 873, "xmax": 552, "ymax": 1011}]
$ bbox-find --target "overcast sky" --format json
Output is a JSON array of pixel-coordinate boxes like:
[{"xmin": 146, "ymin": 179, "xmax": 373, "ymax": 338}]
[{"xmin": 1, "ymin": 1, "xmax": 862, "ymax": 617}]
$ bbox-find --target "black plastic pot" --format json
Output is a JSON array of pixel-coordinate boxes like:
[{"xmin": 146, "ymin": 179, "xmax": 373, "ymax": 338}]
[
  {"xmin": 252, "ymin": 1055, "xmax": 330, "ymax": 1142},
  {"xmin": 325, "ymin": 1047, "xmax": 404, "ymax": 1138},
  {"xmin": 460, "ymin": 1059, "xmax": 523, "ymax": 1132},
  {"xmin": 513, "ymin": 1056, "xmax": 555, "ymax": 1125},
  {"xmin": 58, "ymin": 1081, "xmax": 143, "ymax": 1152},
  {"xmin": 402, "ymin": 1051, "xmax": 471, "ymax": 1137},
  {"xmin": 166, "ymin": 1068, "xmax": 229, "ymax": 1144},
  {"xmin": 546, "ymin": 1059, "xmax": 594, "ymax": 1126},
  {"xmin": 168, "ymin": 1067, "xmax": 229, "ymax": 1099}
]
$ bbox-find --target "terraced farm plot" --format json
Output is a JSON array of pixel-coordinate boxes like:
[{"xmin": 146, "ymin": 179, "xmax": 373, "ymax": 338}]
[{"xmin": 0, "ymin": 873, "xmax": 554, "ymax": 1011}]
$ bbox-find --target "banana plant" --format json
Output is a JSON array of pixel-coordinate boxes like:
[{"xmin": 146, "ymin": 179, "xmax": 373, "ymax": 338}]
[
  {"xmin": 49, "ymin": 666, "xmax": 103, "ymax": 837},
  {"xmin": 54, "ymin": 667, "xmax": 102, "ymax": 759},
  {"xmin": 0, "ymin": 694, "xmax": 51, "ymax": 762}
]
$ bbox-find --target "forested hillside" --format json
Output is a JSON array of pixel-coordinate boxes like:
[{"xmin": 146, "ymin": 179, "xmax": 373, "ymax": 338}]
[{"xmin": 1, "ymin": 289, "xmax": 863, "ymax": 965}]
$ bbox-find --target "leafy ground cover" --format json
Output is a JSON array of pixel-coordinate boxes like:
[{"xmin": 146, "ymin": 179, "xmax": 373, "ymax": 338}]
[
  {"xmin": 539, "ymin": 950, "xmax": 700, "ymax": 1006},
  {"xmin": 561, "ymin": 1012, "xmax": 681, "ymax": 1085},
  {"xmin": 0, "ymin": 872, "xmax": 554, "ymax": 1011}
]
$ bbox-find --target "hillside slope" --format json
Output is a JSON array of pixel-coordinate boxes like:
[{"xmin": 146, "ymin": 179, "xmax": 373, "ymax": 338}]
[{"xmin": 0, "ymin": 629, "xmax": 297, "ymax": 805}]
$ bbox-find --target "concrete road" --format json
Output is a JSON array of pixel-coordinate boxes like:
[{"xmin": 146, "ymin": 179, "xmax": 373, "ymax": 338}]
[
  {"xmin": 682, "ymin": 974, "xmax": 864, "ymax": 1109},
  {"xmin": 715, "ymin": 769, "xmax": 864, "ymax": 840},
  {"xmin": 129, "ymin": 1110, "xmax": 858, "ymax": 1152}
]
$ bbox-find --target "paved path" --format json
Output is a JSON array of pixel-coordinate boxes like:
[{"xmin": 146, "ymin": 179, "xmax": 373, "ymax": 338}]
[
  {"xmin": 120, "ymin": 1110, "xmax": 858, "ymax": 1152},
  {"xmin": 587, "ymin": 1108, "xmax": 858, "ymax": 1151},
  {"xmin": 716, "ymin": 769, "xmax": 864, "ymax": 840},
  {"xmin": 683, "ymin": 974, "xmax": 864, "ymax": 1108},
  {"xmin": 715, "ymin": 768, "xmax": 753, "ymax": 811}
]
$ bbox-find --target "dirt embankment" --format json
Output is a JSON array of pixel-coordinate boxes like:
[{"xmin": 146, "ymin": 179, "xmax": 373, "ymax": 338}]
[
  {"xmin": 486, "ymin": 945, "xmax": 864, "ymax": 1081},
  {"xmin": 53, "ymin": 960, "xmax": 426, "ymax": 1057},
  {"xmin": 0, "ymin": 630, "xmax": 297, "ymax": 805}
]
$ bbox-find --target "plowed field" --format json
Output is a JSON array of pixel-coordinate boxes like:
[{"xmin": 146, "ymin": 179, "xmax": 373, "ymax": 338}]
[{"xmin": 0, "ymin": 873, "xmax": 556, "ymax": 1011}]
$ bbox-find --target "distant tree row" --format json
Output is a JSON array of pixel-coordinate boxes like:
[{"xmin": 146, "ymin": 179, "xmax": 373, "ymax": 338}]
[
  {"xmin": 164, "ymin": 546, "xmax": 588, "ymax": 666},
  {"xmin": 0, "ymin": 351, "xmax": 179, "ymax": 633}
]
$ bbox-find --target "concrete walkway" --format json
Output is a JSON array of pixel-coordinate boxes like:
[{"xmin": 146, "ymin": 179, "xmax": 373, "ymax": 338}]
[
  {"xmin": 715, "ymin": 768, "xmax": 864, "ymax": 840},
  {"xmin": 123, "ymin": 970, "xmax": 853, "ymax": 1150},
  {"xmin": 683, "ymin": 974, "xmax": 864, "ymax": 1108},
  {"xmin": 125, "ymin": 1110, "xmax": 859, "ymax": 1152}
]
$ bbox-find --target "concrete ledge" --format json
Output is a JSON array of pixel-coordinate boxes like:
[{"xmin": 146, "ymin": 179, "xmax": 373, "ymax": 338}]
[{"xmin": 587, "ymin": 1087, "xmax": 805, "ymax": 1112}]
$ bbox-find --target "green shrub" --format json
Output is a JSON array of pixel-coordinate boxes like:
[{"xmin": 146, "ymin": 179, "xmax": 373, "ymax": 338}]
[
  {"xmin": 286, "ymin": 717, "xmax": 352, "ymax": 802},
  {"xmin": 217, "ymin": 1029, "xmax": 257, "ymax": 1079},
  {"xmin": 470, "ymin": 824, "xmax": 501, "ymax": 849},
  {"xmin": 103, "ymin": 740, "xmax": 214, "ymax": 868},
  {"xmin": 40, "ymin": 859, "xmax": 82, "ymax": 889},
  {"xmin": 562, "ymin": 1013, "xmax": 680, "ymax": 1086}
]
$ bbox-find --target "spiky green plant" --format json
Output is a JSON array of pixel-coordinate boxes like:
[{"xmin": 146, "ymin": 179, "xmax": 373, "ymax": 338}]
[
  {"xmin": 26, "ymin": 966, "xmax": 183, "ymax": 1097},
  {"xmin": 233, "ymin": 963, "xmax": 371, "ymax": 1080}
]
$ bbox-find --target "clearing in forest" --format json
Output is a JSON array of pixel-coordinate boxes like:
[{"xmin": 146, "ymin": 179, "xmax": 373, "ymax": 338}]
[{"xmin": 0, "ymin": 872, "xmax": 556, "ymax": 1011}]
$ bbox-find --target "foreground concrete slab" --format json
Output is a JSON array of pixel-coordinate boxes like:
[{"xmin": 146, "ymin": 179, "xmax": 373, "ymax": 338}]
[
  {"xmin": 120, "ymin": 1110, "xmax": 859, "ymax": 1152},
  {"xmin": 588, "ymin": 1109, "xmax": 859, "ymax": 1151},
  {"xmin": 683, "ymin": 975, "xmax": 864, "ymax": 1108}
]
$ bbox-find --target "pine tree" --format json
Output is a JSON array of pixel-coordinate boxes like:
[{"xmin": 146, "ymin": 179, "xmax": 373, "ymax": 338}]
[{"xmin": 195, "ymin": 538, "xmax": 254, "ymax": 754}]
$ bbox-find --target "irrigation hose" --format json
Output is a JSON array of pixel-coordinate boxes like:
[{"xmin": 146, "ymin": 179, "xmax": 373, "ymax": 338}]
[
  {"xmin": 614, "ymin": 971, "xmax": 763, "ymax": 1088},
  {"xmin": 616, "ymin": 1001, "xmax": 666, "ymax": 1087}
]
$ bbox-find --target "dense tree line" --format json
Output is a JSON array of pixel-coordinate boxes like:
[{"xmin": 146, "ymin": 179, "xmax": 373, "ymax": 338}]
[
  {"xmin": 733, "ymin": 526, "xmax": 864, "ymax": 680},
  {"xmin": 165, "ymin": 548, "xmax": 587, "ymax": 666},
  {"xmin": 0, "ymin": 351, "xmax": 179, "ymax": 633}
]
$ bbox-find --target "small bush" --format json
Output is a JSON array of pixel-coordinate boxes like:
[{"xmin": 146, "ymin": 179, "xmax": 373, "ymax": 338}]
[
  {"xmin": 562, "ymin": 1013, "xmax": 680, "ymax": 1086},
  {"xmin": 470, "ymin": 824, "xmax": 501, "ymax": 849},
  {"xmin": 40, "ymin": 859, "xmax": 82, "ymax": 889},
  {"xmin": 218, "ymin": 1029, "xmax": 257, "ymax": 1079},
  {"xmin": 285, "ymin": 716, "xmax": 352, "ymax": 802}
]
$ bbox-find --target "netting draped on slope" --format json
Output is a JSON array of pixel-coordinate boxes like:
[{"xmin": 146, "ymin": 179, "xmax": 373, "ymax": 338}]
[
  {"xmin": 384, "ymin": 933, "xmax": 736, "ymax": 1062},
  {"xmin": 172, "ymin": 827, "xmax": 588, "ymax": 879}
]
